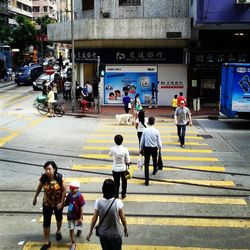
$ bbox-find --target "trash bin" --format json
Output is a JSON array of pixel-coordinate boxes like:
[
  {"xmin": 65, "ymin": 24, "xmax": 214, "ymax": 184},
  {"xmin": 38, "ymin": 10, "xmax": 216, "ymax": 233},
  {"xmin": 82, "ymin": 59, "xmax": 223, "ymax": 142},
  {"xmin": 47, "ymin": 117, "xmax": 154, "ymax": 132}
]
[{"xmin": 193, "ymin": 98, "xmax": 200, "ymax": 111}]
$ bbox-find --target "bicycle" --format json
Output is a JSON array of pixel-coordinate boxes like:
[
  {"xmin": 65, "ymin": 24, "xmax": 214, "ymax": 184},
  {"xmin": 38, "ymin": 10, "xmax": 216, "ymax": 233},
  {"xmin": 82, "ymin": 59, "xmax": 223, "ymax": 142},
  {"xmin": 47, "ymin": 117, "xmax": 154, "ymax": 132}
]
[{"xmin": 34, "ymin": 97, "xmax": 64, "ymax": 117}]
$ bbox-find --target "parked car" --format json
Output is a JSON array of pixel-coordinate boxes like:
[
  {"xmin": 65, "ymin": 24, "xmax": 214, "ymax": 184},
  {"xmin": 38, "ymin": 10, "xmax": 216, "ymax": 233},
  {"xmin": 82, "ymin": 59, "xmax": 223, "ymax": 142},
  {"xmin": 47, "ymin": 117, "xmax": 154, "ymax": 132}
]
[
  {"xmin": 15, "ymin": 65, "xmax": 43, "ymax": 86},
  {"xmin": 32, "ymin": 72, "xmax": 61, "ymax": 90}
]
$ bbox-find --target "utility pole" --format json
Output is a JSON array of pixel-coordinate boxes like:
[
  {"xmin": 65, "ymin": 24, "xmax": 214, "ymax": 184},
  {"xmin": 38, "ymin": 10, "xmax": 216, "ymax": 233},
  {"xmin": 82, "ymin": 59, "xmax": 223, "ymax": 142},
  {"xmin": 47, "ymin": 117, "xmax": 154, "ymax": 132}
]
[
  {"xmin": 70, "ymin": 0, "xmax": 75, "ymax": 112},
  {"xmin": 97, "ymin": 56, "xmax": 100, "ymax": 114}
]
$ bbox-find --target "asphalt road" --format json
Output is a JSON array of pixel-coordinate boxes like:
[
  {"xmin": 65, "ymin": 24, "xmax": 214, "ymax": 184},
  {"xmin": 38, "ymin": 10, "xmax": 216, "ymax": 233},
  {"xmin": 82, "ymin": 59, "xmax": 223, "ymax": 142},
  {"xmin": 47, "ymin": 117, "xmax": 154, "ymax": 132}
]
[{"xmin": 0, "ymin": 84, "xmax": 250, "ymax": 250}]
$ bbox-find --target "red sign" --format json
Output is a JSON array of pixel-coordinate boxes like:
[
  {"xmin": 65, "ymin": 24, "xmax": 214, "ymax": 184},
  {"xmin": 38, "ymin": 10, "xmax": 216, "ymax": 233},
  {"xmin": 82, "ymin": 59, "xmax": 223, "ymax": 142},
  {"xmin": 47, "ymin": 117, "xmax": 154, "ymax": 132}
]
[
  {"xmin": 36, "ymin": 34, "xmax": 48, "ymax": 42},
  {"xmin": 45, "ymin": 66, "xmax": 54, "ymax": 75}
]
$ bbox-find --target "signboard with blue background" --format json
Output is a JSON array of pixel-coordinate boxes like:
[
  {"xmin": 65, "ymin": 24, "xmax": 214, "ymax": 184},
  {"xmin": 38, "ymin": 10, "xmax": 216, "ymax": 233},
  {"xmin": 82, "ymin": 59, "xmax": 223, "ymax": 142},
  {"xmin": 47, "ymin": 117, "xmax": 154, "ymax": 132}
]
[{"xmin": 104, "ymin": 65, "xmax": 157, "ymax": 105}]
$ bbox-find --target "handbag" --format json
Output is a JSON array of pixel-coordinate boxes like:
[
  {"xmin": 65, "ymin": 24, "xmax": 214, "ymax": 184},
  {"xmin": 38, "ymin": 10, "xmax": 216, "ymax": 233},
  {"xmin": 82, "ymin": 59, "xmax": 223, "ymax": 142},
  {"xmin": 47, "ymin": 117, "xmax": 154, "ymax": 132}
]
[
  {"xmin": 157, "ymin": 150, "xmax": 163, "ymax": 170},
  {"xmin": 128, "ymin": 102, "xmax": 132, "ymax": 109},
  {"xmin": 95, "ymin": 197, "xmax": 116, "ymax": 237},
  {"xmin": 137, "ymin": 154, "xmax": 143, "ymax": 170}
]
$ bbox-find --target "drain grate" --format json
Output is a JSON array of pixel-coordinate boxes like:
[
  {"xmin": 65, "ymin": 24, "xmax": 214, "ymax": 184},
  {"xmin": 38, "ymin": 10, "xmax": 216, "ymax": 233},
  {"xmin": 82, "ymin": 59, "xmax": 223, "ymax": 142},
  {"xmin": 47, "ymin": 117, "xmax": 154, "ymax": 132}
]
[{"xmin": 197, "ymin": 134, "xmax": 213, "ymax": 139}]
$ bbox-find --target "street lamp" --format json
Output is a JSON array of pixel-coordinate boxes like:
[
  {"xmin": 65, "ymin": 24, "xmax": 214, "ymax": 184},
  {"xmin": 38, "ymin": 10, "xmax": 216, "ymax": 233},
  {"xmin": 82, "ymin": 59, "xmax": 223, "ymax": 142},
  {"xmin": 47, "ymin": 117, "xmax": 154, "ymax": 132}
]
[{"xmin": 70, "ymin": 0, "xmax": 75, "ymax": 112}]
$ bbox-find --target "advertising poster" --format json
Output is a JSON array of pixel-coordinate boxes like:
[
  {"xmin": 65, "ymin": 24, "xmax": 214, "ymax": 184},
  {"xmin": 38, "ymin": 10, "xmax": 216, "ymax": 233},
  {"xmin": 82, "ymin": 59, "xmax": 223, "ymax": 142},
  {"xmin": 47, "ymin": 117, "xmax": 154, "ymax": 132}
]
[
  {"xmin": 104, "ymin": 65, "xmax": 157, "ymax": 105},
  {"xmin": 232, "ymin": 66, "xmax": 250, "ymax": 112}
]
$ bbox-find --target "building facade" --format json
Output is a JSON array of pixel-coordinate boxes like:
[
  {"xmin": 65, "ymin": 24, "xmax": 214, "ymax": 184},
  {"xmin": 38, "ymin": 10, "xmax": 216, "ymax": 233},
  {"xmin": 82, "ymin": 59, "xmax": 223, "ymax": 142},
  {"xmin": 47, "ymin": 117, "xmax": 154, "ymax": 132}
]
[
  {"xmin": 48, "ymin": 0, "xmax": 191, "ymax": 106},
  {"xmin": 189, "ymin": 0, "xmax": 250, "ymax": 108}
]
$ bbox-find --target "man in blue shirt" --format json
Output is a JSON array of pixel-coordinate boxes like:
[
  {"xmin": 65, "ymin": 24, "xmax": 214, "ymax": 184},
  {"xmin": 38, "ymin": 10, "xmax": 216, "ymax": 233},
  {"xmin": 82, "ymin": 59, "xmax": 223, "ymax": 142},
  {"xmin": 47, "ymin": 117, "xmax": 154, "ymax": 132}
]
[
  {"xmin": 122, "ymin": 91, "xmax": 131, "ymax": 114},
  {"xmin": 139, "ymin": 116, "xmax": 162, "ymax": 186}
]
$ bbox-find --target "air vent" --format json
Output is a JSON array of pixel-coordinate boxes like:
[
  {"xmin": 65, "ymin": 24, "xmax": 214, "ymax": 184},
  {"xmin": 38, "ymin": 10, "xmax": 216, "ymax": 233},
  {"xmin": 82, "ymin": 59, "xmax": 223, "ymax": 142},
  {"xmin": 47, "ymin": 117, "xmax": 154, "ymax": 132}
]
[
  {"xmin": 102, "ymin": 12, "xmax": 110, "ymax": 18},
  {"xmin": 166, "ymin": 32, "xmax": 182, "ymax": 39}
]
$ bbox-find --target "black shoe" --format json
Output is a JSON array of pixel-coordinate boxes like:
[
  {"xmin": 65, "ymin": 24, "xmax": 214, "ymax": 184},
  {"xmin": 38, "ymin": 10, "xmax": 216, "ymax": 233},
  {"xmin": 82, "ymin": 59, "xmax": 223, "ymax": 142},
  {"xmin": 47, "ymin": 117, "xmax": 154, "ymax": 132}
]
[
  {"xmin": 40, "ymin": 242, "xmax": 51, "ymax": 250},
  {"xmin": 55, "ymin": 231, "xmax": 62, "ymax": 241},
  {"xmin": 144, "ymin": 181, "xmax": 149, "ymax": 186},
  {"xmin": 121, "ymin": 194, "xmax": 127, "ymax": 199},
  {"xmin": 152, "ymin": 169, "xmax": 158, "ymax": 175},
  {"xmin": 181, "ymin": 144, "xmax": 185, "ymax": 148}
]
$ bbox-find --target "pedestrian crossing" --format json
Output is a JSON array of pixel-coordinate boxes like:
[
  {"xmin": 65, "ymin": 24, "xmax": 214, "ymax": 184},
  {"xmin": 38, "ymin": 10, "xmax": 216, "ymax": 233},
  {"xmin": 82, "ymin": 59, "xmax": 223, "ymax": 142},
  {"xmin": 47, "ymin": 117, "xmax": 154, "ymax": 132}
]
[{"xmin": 26, "ymin": 118, "xmax": 250, "ymax": 250}]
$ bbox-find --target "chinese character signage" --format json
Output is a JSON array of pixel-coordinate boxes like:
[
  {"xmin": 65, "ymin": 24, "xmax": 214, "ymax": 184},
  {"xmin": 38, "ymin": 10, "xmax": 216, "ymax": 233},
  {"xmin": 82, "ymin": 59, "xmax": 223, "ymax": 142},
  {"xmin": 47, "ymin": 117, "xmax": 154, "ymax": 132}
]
[
  {"xmin": 74, "ymin": 48, "xmax": 183, "ymax": 64},
  {"xmin": 104, "ymin": 65, "xmax": 157, "ymax": 105}
]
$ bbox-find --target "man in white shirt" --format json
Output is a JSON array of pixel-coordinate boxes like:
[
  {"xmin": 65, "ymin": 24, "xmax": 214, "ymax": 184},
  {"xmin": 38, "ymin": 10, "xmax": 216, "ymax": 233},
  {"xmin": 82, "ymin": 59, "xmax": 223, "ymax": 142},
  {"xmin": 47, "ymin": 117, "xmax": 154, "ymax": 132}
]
[
  {"xmin": 140, "ymin": 116, "xmax": 162, "ymax": 186},
  {"xmin": 109, "ymin": 135, "xmax": 130, "ymax": 199}
]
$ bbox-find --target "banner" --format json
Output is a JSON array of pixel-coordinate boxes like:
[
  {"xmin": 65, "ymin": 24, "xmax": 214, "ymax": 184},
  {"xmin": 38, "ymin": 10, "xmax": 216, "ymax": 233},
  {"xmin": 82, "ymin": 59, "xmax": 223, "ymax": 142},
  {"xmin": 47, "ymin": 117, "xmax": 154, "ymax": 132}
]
[{"xmin": 104, "ymin": 65, "xmax": 157, "ymax": 105}]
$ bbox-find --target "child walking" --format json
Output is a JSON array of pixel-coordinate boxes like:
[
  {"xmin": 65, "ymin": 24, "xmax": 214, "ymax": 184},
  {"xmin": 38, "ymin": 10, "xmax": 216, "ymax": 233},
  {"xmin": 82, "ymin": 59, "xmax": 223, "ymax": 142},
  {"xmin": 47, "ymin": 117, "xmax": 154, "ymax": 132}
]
[
  {"xmin": 109, "ymin": 134, "xmax": 130, "ymax": 199},
  {"xmin": 64, "ymin": 180, "xmax": 85, "ymax": 250},
  {"xmin": 171, "ymin": 94, "xmax": 178, "ymax": 117}
]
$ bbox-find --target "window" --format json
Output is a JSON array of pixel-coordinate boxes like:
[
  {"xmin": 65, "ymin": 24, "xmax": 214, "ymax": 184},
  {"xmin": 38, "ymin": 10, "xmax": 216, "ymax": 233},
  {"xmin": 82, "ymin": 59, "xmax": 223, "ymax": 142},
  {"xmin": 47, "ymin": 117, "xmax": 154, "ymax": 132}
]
[
  {"xmin": 43, "ymin": 6, "xmax": 48, "ymax": 12},
  {"xmin": 82, "ymin": 0, "xmax": 94, "ymax": 10},
  {"xmin": 119, "ymin": 0, "xmax": 141, "ymax": 6},
  {"xmin": 33, "ymin": 6, "xmax": 40, "ymax": 12}
]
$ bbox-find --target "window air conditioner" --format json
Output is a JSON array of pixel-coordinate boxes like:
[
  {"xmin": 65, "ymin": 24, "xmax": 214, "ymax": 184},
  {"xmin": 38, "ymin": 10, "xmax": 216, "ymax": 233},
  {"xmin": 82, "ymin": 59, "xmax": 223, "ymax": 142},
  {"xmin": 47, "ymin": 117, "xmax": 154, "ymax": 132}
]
[
  {"xmin": 102, "ymin": 12, "xmax": 110, "ymax": 18},
  {"xmin": 236, "ymin": 0, "xmax": 250, "ymax": 4}
]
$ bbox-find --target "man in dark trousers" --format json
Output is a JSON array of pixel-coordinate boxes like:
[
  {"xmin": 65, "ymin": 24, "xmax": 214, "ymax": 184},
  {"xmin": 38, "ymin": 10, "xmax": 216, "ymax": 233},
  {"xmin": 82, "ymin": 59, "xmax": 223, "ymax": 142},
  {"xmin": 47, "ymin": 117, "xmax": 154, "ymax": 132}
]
[
  {"xmin": 139, "ymin": 116, "xmax": 162, "ymax": 186},
  {"xmin": 148, "ymin": 82, "xmax": 158, "ymax": 109}
]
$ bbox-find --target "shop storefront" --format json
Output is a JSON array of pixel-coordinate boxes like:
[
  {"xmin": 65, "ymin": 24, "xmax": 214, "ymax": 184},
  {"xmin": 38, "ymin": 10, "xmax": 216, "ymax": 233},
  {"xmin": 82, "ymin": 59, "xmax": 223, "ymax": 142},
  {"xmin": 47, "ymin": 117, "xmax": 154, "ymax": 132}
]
[{"xmin": 74, "ymin": 48, "xmax": 185, "ymax": 106}]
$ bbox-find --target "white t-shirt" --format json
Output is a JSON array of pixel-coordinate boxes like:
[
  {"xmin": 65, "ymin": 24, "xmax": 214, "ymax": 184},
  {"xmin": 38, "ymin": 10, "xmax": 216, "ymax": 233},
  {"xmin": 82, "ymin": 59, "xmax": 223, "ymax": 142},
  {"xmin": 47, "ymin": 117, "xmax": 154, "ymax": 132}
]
[
  {"xmin": 109, "ymin": 145, "xmax": 130, "ymax": 172},
  {"xmin": 135, "ymin": 117, "xmax": 148, "ymax": 132},
  {"xmin": 48, "ymin": 90, "xmax": 55, "ymax": 103}
]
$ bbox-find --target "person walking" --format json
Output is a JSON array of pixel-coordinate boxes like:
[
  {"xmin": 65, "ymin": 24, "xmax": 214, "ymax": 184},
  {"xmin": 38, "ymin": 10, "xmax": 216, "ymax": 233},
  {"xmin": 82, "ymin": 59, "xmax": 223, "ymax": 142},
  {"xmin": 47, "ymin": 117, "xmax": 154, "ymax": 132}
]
[
  {"xmin": 148, "ymin": 82, "xmax": 158, "ymax": 109},
  {"xmin": 47, "ymin": 86, "xmax": 56, "ymax": 117},
  {"xmin": 139, "ymin": 116, "xmax": 162, "ymax": 186},
  {"xmin": 33, "ymin": 161, "xmax": 66, "ymax": 250},
  {"xmin": 134, "ymin": 93, "xmax": 143, "ymax": 118},
  {"xmin": 135, "ymin": 110, "xmax": 147, "ymax": 146},
  {"xmin": 86, "ymin": 179, "xmax": 128, "ymax": 250},
  {"xmin": 174, "ymin": 100, "xmax": 192, "ymax": 148},
  {"xmin": 109, "ymin": 135, "xmax": 130, "ymax": 199},
  {"xmin": 122, "ymin": 91, "xmax": 131, "ymax": 114},
  {"xmin": 64, "ymin": 180, "xmax": 85, "ymax": 250},
  {"xmin": 177, "ymin": 92, "xmax": 187, "ymax": 106},
  {"xmin": 171, "ymin": 94, "xmax": 178, "ymax": 117}
]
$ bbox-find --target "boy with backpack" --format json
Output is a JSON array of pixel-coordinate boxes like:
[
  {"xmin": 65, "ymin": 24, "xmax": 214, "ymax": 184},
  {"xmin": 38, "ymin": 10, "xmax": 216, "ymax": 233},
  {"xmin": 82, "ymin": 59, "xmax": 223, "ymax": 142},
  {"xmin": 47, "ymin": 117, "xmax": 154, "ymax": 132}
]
[{"xmin": 64, "ymin": 180, "xmax": 85, "ymax": 250}]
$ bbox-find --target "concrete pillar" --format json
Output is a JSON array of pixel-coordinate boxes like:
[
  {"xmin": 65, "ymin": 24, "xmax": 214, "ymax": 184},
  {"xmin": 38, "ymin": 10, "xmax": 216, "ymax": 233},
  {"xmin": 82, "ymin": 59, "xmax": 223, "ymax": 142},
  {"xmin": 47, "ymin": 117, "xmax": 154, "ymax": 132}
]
[{"xmin": 80, "ymin": 63, "xmax": 84, "ymax": 87}]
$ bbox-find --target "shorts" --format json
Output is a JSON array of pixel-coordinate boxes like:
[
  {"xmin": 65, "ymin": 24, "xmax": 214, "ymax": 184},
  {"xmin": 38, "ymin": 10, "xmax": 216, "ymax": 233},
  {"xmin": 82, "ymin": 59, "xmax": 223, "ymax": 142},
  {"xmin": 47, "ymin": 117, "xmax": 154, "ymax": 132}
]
[
  {"xmin": 48, "ymin": 102, "xmax": 55, "ymax": 109},
  {"xmin": 43, "ymin": 204, "xmax": 63, "ymax": 228},
  {"xmin": 68, "ymin": 220, "xmax": 83, "ymax": 231}
]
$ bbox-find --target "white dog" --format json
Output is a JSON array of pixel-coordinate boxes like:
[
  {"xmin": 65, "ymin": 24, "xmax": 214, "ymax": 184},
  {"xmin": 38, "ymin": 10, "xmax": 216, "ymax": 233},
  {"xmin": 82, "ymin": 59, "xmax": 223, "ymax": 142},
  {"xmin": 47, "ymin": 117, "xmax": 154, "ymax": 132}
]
[{"xmin": 116, "ymin": 114, "xmax": 133, "ymax": 125}]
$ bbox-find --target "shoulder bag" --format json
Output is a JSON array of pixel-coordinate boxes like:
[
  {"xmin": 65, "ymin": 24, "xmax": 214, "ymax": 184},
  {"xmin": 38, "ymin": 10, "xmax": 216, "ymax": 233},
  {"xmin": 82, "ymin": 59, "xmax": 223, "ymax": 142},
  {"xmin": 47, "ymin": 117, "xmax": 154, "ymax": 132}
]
[{"xmin": 95, "ymin": 197, "xmax": 116, "ymax": 237}]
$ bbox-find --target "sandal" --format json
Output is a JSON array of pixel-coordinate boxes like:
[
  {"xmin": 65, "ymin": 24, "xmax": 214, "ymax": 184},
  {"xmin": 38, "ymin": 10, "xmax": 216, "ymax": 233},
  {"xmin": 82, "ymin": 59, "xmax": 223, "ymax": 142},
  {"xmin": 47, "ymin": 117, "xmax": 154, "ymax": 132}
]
[
  {"xmin": 69, "ymin": 243, "xmax": 76, "ymax": 250},
  {"xmin": 40, "ymin": 242, "xmax": 51, "ymax": 250},
  {"xmin": 56, "ymin": 231, "xmax": 62, "ymax": 241}
]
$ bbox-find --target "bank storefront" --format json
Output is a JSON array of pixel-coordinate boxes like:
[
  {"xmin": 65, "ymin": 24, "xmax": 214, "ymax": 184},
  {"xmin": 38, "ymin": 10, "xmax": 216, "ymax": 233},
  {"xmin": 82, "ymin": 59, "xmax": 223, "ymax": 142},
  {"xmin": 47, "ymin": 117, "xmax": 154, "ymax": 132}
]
[{"xmin": 74, "ymin": 48, "xmax": 187, "ymax": 106}]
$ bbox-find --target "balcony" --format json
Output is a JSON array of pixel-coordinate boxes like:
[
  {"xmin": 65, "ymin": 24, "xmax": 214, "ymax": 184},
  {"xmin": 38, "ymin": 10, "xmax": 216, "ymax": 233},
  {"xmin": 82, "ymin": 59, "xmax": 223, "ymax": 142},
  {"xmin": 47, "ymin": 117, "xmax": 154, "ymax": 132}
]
[{"xmin": 48, "ymin": 17, "xmax": 191, "ymax": 46}]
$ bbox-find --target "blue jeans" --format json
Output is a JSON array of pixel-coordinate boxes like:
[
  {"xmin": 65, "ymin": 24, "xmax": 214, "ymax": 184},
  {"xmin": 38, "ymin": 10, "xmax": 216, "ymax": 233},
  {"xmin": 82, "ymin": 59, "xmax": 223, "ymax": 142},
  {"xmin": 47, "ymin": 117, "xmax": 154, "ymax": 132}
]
[
  {"xmin": 177, "ymin": 124, "xmax": 186, "ymax": 146},
  {"xmin": 100, "ymin": 236, "xmax": 122, "ymax": 250}
]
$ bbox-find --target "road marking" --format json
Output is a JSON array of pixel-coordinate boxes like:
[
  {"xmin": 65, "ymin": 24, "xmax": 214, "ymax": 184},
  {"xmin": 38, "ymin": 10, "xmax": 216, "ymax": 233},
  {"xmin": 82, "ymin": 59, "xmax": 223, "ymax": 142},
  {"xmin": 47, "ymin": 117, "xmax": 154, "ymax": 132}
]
[
  {"xmin": 0, "ymin": 94, "xmax": 21, "ymax": 101},
  {"xmin": 96, "ymin": 129, "xmax": 198, "ymax": 134},
  {"xmin": 23, "ymin": 242, "xmax": 249, "ymax": 250},
  {"xmin": 0, "ymin": 129, "xmax": 19, "ymax": 147},
  {"xmin": 79, "ymin": 154, "xmax": 219, "ymax": 162},
  {"xmin": 38, "ymin": 215, "xmax": 249, "ymax": 228},
  {"xmin": 60, "ymin": 192, "xmax": 247, "ymax": 205},
  {"xmin": 72, "ymin": 164, "xmax": 225, "ymax": 172},
  {"xmin": 82, "ymin": 146, "xmax": 213, "ymax": 153},
  {"xmin": 1, "ymin": 94, "xmax": 32, "ymax": 108},
  {"xmin": 65, "ymin": 177, "xmax": 234, "ymax": 187},
  {"xmin": 85, "ymin": 139, "xmax": 208, "ymax": 146},
  {"xmin": 88, "ymin": 134, "xmax": 203, "ymax": 139}
]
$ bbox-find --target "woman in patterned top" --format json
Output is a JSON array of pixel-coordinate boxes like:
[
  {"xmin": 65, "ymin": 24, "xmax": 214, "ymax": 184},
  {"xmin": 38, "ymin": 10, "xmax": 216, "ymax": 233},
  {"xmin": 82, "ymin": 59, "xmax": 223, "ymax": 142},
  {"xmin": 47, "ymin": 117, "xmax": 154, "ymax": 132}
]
[{"xmin": 33, "ymin": 161, "xmax": 66, "ymax": 250}]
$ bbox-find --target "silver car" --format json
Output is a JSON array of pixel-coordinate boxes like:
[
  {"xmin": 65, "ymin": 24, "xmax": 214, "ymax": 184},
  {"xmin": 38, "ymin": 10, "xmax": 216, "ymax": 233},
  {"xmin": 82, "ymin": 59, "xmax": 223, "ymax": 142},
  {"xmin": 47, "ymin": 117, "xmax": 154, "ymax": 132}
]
[{"xmin": 32, "ymin": 72, "xmax": 61, "ymax": 90}]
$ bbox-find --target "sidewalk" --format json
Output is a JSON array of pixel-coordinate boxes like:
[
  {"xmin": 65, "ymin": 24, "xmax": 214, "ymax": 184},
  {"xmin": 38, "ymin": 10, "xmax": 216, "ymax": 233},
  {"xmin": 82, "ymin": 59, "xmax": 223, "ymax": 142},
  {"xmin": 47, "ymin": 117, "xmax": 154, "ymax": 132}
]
[
  {"xmin": 63, "ymin": 100, "xmax": 219, "ymax": 119},
  {"xmin": 0, "ymin": 79, "xmax": 219, "ymax": 119}
]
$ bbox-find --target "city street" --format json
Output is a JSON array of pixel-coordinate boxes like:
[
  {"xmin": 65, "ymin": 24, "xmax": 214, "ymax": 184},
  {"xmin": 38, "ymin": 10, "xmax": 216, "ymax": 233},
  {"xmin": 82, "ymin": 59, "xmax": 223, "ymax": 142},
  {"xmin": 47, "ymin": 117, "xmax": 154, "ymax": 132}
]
[{"xmin": 0, "ymin": 84, "xmax": 250, "ymax": 250}]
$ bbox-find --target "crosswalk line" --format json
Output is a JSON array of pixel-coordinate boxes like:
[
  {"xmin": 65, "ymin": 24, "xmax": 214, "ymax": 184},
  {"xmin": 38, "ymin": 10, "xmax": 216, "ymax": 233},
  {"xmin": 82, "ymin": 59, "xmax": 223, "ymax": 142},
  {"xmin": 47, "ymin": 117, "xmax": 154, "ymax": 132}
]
[
  {"xmin": 23, "ymin": 242, "xmax": 249, "ymax": 250},
  {"xmin": 79, "ymin": 154, "xmax": 219, "ymax": 162},
  {"xmin": 88, "ymin": 134, "xmax": 203, "ymax": 139},
  {"xmin": 38, "ymin": 215, "xmax": 249, "ymax": 228},
  {"xmin": 85, "ymin": 139, "xmax": 208, "ymax": 146},
  {"xmin": 82, "ymin": 146, "xmax": 213, "ymax": 153},
  {"xmin": 95, "ymin": 129, "xmax": 198, "ymax": 134},
  {"xmin": 72, "ymin": 164, "xmax": 225, "ymax": 172},
  {"xmin": 65, "ymin": 177, "xmax": 234, "ymax": 187},
  {"xmin": 59, "ymin": 192, "xmax": 246, "ymax": 205}
]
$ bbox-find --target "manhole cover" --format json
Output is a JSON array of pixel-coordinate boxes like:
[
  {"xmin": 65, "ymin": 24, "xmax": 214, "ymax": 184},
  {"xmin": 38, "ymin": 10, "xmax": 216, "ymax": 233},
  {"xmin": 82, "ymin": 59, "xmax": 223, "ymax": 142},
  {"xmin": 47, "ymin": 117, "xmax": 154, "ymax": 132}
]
[{"xmin": 197, "ymin": 134, "xmax": 213, "ymax": 139}]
